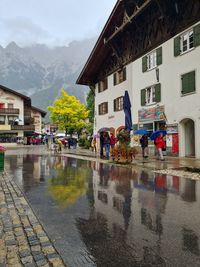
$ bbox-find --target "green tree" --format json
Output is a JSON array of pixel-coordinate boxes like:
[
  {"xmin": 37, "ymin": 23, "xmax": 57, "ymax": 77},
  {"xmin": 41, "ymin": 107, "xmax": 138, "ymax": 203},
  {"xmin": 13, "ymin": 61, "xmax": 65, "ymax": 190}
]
[
  {"xmin": 86, "ymin": 87, "xmax": 95, "ymax": 123},
  {"xmin": 85, "ymin": 87, "xmax": 95, "ymax": 135},
  {"xmin": 48, "ymin": 88, "xmax": 89, "ymax": 134}
]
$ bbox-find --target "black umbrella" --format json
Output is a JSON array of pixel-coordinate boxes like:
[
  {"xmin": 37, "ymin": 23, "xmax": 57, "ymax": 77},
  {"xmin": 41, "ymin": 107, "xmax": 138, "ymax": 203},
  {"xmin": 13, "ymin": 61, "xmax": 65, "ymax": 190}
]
[{"xmin": 123, "ymin": 90, "xmax": 132, "ymax": 133}]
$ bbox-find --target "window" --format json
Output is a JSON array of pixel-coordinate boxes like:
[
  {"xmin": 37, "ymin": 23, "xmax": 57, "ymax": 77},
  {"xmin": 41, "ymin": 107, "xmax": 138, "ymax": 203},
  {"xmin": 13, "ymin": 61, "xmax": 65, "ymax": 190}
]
[
  {"xmin": 0, "ymin": 103, "xmax": 5, "ymax": 109},
  {"xmin": 174, "ymin": 24, "xmax": 200, "ymax": 56},
  {"xmin": 141, "ymin": 84, "xmax": 161, "ymax": 106},
  {"xmin": 142, "ymin": 47, "xmax": 162, "ymax": 72},
  {"xmin": 0, "ymin": 116, "xmax": 5, "ymax": 125},
  {"xmin": 98, "ymin": 102, "xmax": 108, "ymax": 115},
  {"xmin": 8, "ymin": 116, "xmax": 18, "ymax": 125},
  {"xmin": 7, "ymin": 103, "xmax": 14, "ymax": 109},
  {"xmin": 181, "ymin": 30, "xmax": 194, "ymax": 53},
  {"xmin": 114, "ymin": 96, "xmax": 123, "ymax": 111},
  {"xmin": 181, "ymin": 71, "xmax": 195, "ymax": 95},
  {"xmin": 147, "ymin": 51, "xmax": 157, "ymax": 70},
  {"xmin": 113, "ymin": 67, "xmax": 126, "ymax": 85},
  {"xmin": 98, "ymin": 77, "xmax": 108, "ymax": 93}
]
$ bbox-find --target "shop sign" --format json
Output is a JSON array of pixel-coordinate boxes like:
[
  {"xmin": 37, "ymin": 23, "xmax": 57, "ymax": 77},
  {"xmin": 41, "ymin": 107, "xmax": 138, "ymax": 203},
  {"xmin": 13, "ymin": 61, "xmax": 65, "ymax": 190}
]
[
  {"xmin": 138, "ymin": 105, "xmax": 165, "ymax": 122},
  {"xmin": 166, "ymin": 124, "xmax": 178, "ymax": 134}
]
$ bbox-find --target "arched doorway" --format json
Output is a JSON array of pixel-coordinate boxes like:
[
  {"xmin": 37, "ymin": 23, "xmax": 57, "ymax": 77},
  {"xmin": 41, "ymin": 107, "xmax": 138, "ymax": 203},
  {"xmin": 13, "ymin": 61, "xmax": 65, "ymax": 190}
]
[{"xmin": 180, "ymin": 118, "xmax": 195, "ymax": 157}]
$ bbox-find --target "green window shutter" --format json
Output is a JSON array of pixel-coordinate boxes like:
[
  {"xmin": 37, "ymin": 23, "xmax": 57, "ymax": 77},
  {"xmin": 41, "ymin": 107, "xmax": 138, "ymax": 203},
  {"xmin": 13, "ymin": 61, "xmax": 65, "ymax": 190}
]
[
  {"xmin": 114, "ymin": 99, "xmax": 116, "ymax": 111},
  {"xmin": 155, "ymin": 83, "xmax": 161, "ymax": 102},
  {"xmin": 174, "ymin": 36, "xmax": 181, "ymax": 56},
  {"xmin": 113, "ymin": 73, "xmax": 117, "ymax": 85},
  {"xmin": 194, "ymin": 24, "xmax": 200, "ymax": 47},
  {"xmin": 181, "ymin": 71, "xmax": 195, "ymax": 94},
  {"xmin": 141, "ymin": 89, "xmax": 146, "ymax": 106},
  {"xmin": 98, "ymin": 82, "xmax": 100, "ymax": 93},
  {"xmin": 156, "ymin": 47, "xmax": 162, "ymax": 65},
  {"xmin": 123, "ymin": 68, "xmax": 126, "ymax": 81},
  {"xmin": 142, "ymin": 56, "xmax": 147, "ymax": 72}
]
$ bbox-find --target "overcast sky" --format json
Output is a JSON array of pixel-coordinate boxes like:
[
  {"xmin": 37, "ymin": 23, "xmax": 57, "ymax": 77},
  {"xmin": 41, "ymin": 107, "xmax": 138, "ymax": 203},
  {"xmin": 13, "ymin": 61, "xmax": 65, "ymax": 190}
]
[{"xmin": 0, "ymin": 0, "xmax": 117, "ymax": 47}]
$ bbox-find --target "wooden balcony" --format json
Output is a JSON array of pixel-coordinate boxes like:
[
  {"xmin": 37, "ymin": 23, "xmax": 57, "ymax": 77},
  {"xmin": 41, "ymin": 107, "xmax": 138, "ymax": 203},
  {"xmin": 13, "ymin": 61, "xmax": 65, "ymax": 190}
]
[
  {"xmin": 0, "ymin": 108, "xmax": 20, "ymax": 115},
  {"xmin": 11, "ymin": 125, "xmax": 35, "ymax": 131}
]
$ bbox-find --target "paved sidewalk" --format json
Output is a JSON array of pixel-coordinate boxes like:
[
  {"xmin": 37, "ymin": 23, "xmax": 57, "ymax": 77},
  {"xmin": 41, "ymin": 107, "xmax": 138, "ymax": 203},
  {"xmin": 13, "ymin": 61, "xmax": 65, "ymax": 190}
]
[
  {"xmin": 0, "ymin": 171, "xmax": 65, "ymax": 267},
  {"xmin": 62, "ymin": 147, "xmax": 200, "ymax": 170}
]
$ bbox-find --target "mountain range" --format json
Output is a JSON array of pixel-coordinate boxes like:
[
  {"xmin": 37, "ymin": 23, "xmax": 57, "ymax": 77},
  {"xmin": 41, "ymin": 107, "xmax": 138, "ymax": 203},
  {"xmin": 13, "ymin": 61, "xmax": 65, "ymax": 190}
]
[{"xmin": 0, "ymin": 38, "xmax": 96, "ymax": 120}]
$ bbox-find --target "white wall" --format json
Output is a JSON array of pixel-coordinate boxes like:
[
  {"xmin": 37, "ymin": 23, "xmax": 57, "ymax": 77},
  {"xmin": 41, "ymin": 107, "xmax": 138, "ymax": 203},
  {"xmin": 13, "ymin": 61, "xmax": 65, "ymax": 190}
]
[
  {"xmin": 0, "ymin": 90, "xmax": 24, "ymax": 124},
  {"xmin": 131, "ymin": 21, "xmax": 200, "ymax": 157},
  {"xmin": 94, "ymin": 64, "xmax": 133, "ymax": 134}
]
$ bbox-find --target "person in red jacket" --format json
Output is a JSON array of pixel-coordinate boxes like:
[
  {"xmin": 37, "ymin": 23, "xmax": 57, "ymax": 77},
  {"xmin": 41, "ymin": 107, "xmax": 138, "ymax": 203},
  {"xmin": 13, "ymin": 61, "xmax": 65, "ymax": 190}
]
[{"xmin": 155, "ymin": 133, "xmax": 165, "ymax": 161}]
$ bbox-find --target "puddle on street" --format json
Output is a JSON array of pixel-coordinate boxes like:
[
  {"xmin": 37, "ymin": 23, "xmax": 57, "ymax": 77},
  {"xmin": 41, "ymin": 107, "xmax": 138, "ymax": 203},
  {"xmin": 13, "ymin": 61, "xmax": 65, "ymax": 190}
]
[{"xmin": 5, "ymin": 151, "xmax": 200, "ymax": 267}]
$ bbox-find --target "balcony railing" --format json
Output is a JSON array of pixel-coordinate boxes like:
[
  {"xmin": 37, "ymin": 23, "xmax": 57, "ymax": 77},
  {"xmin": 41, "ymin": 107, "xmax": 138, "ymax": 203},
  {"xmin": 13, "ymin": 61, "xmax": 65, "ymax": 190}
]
[
  {"xmin": 0, "ymin": 108, "xmax": 20, "ymax": 114},
  {"xmin": 11, "ymin": 125, "xmax": 35, "ymax": 131}
]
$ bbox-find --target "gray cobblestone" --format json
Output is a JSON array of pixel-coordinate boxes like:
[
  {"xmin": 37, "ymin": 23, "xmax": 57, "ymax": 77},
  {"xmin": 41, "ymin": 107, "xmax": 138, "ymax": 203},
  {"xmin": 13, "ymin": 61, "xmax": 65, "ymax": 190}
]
[{"xmin": 0, "ymin": 172, "xmax": 65, "ymax": 266}]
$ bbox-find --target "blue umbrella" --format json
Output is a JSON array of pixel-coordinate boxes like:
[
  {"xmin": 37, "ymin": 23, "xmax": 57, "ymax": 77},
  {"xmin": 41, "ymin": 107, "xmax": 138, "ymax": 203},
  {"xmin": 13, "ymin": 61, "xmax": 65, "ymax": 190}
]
[
  {"xmin": 134, "ymin": 129, "xmax": 148, "ymax": 135},
  {"xmin": 150, "ymin": 130, "xmax": 167, "ymax": 140},
  {"xmin": 123, "ymin": 90, "xmax": 132, "ymax": 133}
]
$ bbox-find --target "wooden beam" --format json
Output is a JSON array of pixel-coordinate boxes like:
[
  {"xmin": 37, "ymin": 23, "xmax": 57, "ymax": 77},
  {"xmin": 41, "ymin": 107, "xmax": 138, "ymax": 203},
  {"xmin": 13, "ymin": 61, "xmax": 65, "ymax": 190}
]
[{"xmin": 105, "ymin": 0, "xmax": 152, "ymax": 44}]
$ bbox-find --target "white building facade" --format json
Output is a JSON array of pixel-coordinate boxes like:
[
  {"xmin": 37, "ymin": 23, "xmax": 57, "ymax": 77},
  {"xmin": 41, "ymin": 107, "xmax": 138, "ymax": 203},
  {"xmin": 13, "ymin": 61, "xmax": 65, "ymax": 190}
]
[{"xmin": 77, "ymin": 0, "xmax": 200, "ymax": 158}]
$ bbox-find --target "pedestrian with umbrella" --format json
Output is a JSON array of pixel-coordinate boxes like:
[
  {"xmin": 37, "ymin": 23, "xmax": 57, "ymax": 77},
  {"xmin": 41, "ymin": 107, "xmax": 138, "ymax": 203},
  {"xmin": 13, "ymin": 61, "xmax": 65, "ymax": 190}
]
[
  {"xmin": 151, "ymin": 130, "xmax": 166, "ymax": 161},
  {"xmin": 140, "ymin": 134, "xmax": 149, "ymax": 159}
]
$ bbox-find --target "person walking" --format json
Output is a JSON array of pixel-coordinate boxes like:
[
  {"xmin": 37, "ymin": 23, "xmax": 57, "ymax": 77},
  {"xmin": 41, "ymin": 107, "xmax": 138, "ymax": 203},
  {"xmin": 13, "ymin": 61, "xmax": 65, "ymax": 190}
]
[
  {"xmin": 155, "ymin": 133, "xmax": 165, "ymax": 161},
  {"xmin": 92, "ymin": 137, "xmax": 97, "ymax": 152},
  {"xmin": 100, "ymin": 132, "xmax": 104, "ymax": 159},
  {"xmin": 103, "ymin": 132, "xmax": 110, "ymax": 160},
  {"xmin": 140, "ymin": 134, "xmax": 149, "ymax": 158}
]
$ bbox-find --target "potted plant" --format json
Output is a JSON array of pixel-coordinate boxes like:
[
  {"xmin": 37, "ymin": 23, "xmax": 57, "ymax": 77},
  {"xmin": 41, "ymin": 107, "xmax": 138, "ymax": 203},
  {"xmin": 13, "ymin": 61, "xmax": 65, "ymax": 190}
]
[{"xmin": 111, "ymin": 130, "xmax": 138, "ymax": 163}]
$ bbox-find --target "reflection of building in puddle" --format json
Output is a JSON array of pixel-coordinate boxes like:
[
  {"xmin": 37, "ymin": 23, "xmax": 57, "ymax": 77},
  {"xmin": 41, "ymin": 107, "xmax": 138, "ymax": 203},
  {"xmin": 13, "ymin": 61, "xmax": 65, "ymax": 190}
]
[
  {"xmin": 181, "ymin": 179, "xmax": 196, "ymax": 202},
  {"xmin": 93, "ymin": 162, "xmax": 132, "ymax": 232}
]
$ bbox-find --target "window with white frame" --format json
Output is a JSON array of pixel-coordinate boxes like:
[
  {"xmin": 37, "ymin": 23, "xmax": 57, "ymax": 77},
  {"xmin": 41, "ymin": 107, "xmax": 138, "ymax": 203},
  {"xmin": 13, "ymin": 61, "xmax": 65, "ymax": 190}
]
[
  {"xmin": 181, "ymin": 29, "xmax": 194, "ymax": 53},
  {"xmin": 145, "ymin": 86, "xmax": 156, "ymax": 105},
  {"xmin": 98, "ymin": 102, "xmax": 108, "ymax": 115},
  {"xmin": 114, "ymin": 96, "xmax": 123, "ymax": 111},
  {"xmin": 98, "ymin": 77, "xmax": 108, "ymax": 93},
  {"xmin": 147, "ymin": 50, "xmax": 157, "ymax": 70}
]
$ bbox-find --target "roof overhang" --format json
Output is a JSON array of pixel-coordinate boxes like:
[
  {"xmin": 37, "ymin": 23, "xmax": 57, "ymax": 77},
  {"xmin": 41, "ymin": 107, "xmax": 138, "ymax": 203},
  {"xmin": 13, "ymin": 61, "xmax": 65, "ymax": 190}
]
[{"xmin": 76, "ymin": 0, "xmax": 152, "ymax": 86}]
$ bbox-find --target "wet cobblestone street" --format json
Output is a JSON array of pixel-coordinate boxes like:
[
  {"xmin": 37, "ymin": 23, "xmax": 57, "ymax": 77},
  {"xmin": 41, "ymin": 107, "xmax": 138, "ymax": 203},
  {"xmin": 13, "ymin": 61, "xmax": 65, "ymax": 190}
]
[
  {"xmin": 1, "ymin": 147, "xmax": 200, "ymax": 267},
  {"xmin": 0, "ymin": 170, "xmax": 65, "ymax": 267}
]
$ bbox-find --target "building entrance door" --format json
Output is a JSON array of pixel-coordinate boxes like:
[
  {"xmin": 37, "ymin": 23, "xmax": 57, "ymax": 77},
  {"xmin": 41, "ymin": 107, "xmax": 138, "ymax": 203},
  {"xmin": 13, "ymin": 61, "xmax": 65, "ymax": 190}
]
[{"xmin": 180, "ymin": 119, "xmax": 195, "ymax": 157}]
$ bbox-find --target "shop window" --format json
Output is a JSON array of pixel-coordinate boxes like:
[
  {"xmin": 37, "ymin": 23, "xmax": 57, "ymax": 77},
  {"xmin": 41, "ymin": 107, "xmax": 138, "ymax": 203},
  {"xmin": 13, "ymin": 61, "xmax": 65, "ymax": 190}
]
[
  {"xmin": 139, "ymin": 123, "xmax": 154, "ymax": 136},
  {"xmin": 141, "ymin": 84, "xmax": 161, "ymax": 106},
  {"xmin": 98, "ymin": 77, "xmax": 108, "ymax": 93},
  {"xmin": 174, "ymin": 24, "xmax": 200, "ymax": 56},
  {"xmin": 0, "ymin": 116, "xmax": 5, "ymax": 125},
  {"xmin": 98, "ymin": 102, "xmax": 108, "ymax": 115},
  {"xmin": 114, "ymin": 96, "xmax": 123, "ymax": 111},
  {"xmin": 142, "ymin": 47, "xmax": 162, "ymax": 72},
  {"xmin": 113, "ymin": 67, "xmax": 126, "ymax": 85},
  {"xmin": 181, "ymin": 71, "xmax": 195, "ymax": 95}
]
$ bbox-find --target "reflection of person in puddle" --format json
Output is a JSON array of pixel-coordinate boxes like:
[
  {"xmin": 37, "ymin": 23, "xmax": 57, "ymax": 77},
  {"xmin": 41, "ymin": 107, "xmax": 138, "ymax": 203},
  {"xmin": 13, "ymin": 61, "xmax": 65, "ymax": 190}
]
[{"xmin": 98, "ymin": 163, "xmax": 109, "ymax": 187}]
